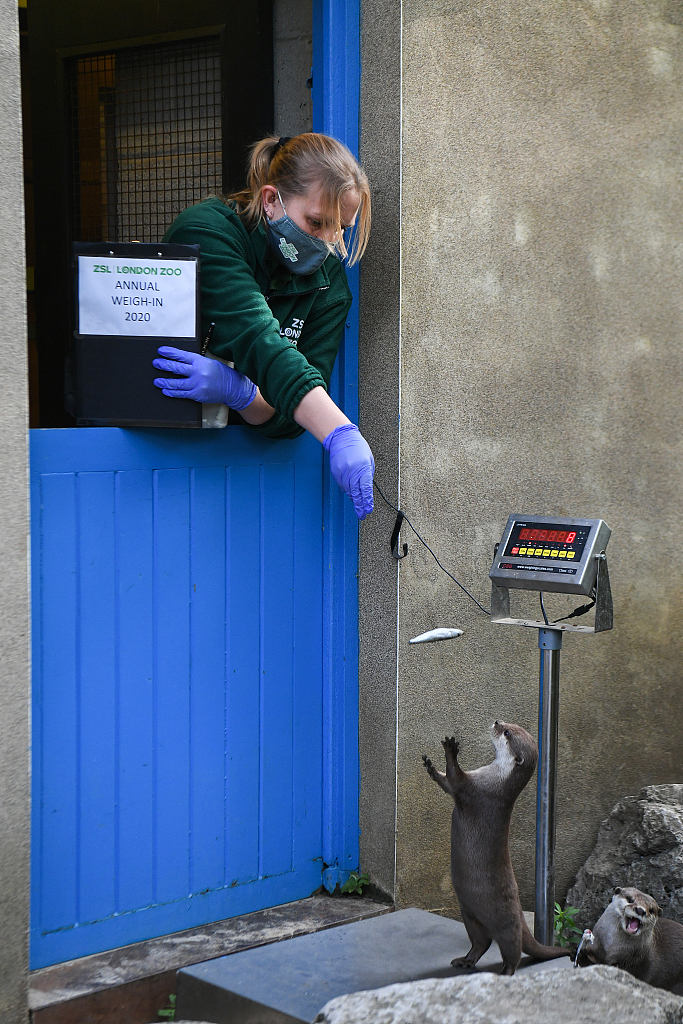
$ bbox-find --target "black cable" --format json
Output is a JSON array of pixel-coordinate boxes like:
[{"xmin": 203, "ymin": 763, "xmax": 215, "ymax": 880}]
[
  {"xmin": 538, "ymin": 587, "xmax": 597, "ymax": 624},
  {"xmin": 553, "ymin": 592, "xmax": 596, "ymax": 622},
  {"xmin": 373, "ymin": 479, "xmax": 491, "ymax": 617}
]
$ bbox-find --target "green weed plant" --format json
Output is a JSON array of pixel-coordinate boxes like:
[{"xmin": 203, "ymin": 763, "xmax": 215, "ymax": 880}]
[
  {"xmin": 158, "ymin": 992, "xmax": 176, "ymax": 1020},
  {"xmin": 341, "ymin": 872, "xmax": 370, "ymax": 895},
  {"xmin": 554, "ymin": 903, "xmax": 583, "ymax": 948}
]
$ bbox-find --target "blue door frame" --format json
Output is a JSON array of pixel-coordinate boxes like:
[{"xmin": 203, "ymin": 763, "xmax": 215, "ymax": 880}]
[
  {"xmin": 29, "ymin": 0, "xmax": 361, "ymax": 967},
  {"xmin": 312, "ymin": 0, "xmax": 361, "ymax": 896}
]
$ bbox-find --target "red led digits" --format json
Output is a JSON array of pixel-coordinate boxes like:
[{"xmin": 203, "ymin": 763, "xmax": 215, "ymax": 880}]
[
  {"xmin": 517, "ymin": 526, "xmax": 578, "ymax": 545},
  {"xmin": 519, "ymin": 528, "xmax": 544, "ymax": 541}
]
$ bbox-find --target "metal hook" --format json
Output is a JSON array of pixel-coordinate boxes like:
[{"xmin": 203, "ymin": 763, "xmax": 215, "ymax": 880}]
[{"xmin": 390, "ymin": 510, "xmax": 408, "ymax": 560}]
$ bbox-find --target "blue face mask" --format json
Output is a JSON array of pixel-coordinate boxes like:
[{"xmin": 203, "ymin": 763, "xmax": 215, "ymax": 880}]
[{"xmin": 266, "ymin": 191, "xmax": 334, "ymax": 275}]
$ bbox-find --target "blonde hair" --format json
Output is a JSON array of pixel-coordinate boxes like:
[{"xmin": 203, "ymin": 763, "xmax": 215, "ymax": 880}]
[{"xmin": 230, "ymin": 133, "xmax": 371, "ymax": 265}]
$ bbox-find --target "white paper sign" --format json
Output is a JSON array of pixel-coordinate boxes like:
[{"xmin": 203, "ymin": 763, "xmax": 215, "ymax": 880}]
[{"xmin": 78, "ymin": 256, "xmax": 197, "ymax": 338}]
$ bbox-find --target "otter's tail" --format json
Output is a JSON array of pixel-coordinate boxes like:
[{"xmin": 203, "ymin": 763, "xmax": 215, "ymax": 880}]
[{"xmin": 521, "ymin": 921, "xmax": 572, "ymax": 961}]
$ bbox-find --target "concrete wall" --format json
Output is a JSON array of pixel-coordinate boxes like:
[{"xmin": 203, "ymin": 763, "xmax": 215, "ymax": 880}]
[
  {"xmin": 360, "ymin": 0, "xmax": 683, "ymax": 916},
  {"xmin": 273, "ymin": 0, "xmax": 312, "ymax": 135},
  {"xmin": 358, "ymin": 0, "xmax": 402, "ymax": 901},
  {"xmin": 0, "ymin": 0, "xmax": 31, "ymax": 1018}
]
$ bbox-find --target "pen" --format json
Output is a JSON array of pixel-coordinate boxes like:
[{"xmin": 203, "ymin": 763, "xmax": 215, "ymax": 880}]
[{"xmin": 201, "ymin": 322, "xmax": 216, "ymax": 356}]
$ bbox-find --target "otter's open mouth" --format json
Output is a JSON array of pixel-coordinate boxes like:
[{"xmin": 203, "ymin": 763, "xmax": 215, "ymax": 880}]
[{"xmin": 624, "ymin": 916, "xmax": 642, "ymax": 935}]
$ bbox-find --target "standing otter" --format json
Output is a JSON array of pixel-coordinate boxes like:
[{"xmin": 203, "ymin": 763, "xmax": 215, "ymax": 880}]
[
  {"xmin": 423, "ymin": 720, "xmax": 571, "ymax": 975},
  {"xmin": 577, "ymin": 887, "xmax": 683, "ymax": 994}
]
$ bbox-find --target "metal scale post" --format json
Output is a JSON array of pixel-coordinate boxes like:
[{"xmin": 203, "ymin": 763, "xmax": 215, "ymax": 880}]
[
  {"xmin": 535, "ymin": 626, "xmax": 561, "ymax": 945},
  {"xmin": 489, "ymin": 516, "xmax": 613, "ymax": 945}
]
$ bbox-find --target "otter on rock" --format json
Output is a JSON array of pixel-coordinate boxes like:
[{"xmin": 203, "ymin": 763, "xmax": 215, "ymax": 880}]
[
  {"xmin": 578, "ymin": 886, "xmax": 683, "ymax": 994},
  {"xmin": 423, "ymin": 720, "xmax": 571, "ymax": 975}
]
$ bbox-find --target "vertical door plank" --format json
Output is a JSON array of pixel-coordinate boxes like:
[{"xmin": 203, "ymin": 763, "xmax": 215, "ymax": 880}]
[
  {"xmin": 116, "ymin": 470, "xmax": 155, "ymax": 911},
  {"xmin": 189, "ymin": 467, "xmax": 227, "ymax": 893},
  {"xmin": 225, "ymin": 464, "xmax": 261, "ymax": 885},
  {"xmin": 153, "ymin": 469, "xmax": 191, "ymax": 902},
  {"xmin": 292, "ymin": 452, "xmax": 324, "ymax": 865},
  {"xmin": 38, "ymin": 473, "xmax": 79, "ymax": 931},
  {"xmin": 259, "ymin": 462, "xmax": 295, "ymax": 879},
  {"xmin": 77, "ymin": 472, "xmax": 118, "ymax": 923}
]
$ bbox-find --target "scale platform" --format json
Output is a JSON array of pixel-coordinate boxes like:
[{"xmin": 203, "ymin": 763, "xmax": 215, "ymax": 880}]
[{"xmin": 176, "ymin": 907, "xmax": 571, "ymax": 1023}]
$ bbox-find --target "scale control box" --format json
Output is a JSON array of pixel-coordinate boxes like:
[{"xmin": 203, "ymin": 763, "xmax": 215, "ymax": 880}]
[{"xmin": 489, "ymin": 514, "xmax": 611, "ymax": 596}]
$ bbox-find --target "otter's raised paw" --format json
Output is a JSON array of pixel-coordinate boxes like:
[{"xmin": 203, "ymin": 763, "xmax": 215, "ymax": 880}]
[
  {"xmin": 442, "ymin": 736, "xmax": 460, "ymax": 759},
  {"xmin": 422, "ymin": 754, "xmax": 439, "ymax": 781}
]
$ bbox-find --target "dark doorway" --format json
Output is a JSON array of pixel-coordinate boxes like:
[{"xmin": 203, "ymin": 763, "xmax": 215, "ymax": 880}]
[
  {"xmin": 26, "ymin": 0, "xmax": 273, "ymax": 427},
  {"xmin": 67, "ymin": 38, "xmax": 223, "ymax": 245}
]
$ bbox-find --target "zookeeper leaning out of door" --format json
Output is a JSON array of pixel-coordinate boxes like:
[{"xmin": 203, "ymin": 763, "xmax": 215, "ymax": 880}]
[{"xmin": 152, "ymin": 132, "xmax": 374, "ymax": 520}]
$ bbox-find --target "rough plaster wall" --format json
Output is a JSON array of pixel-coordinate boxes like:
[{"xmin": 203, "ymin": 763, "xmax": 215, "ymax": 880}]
[
  {"xmin": 397, "ymin": 0, "xmax": 683, "ymax": 916},
  {"xmin": 0, "ymin": 0, "xmax": 31, "ymax": 1018},
  {"xmin": 358, "ymin": 0, "xmax": 402, "ymax": 899},
  {"xmin": 273, "ymin": 0, "xmax": 312, "ymax": 136}
]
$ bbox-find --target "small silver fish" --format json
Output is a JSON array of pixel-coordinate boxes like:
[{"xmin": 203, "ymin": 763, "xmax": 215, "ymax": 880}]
[
  {"xmin": 409, "ymin": 628, "xmax": 464, "ymax": 645},
  {"xmin": 574, "ymin": 928, "xmax": 594, "ymax": 967}
]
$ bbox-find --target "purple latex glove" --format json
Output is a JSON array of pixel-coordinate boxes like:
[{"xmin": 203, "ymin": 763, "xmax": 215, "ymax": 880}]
[
  {"xmin": 323, "ymin": 423, "xmax": 375, "ymax": 520},
  {"xmin": 152, "ymin": 347, "xmax": 257, "ymax": 410}
]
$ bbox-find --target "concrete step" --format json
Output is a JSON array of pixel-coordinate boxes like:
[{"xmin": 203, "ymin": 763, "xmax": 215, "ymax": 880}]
[
  {"xmin": 29, "ymin": 895, "xmax": 391, "ymax": 1024},
  {"xmin": 177, "ymin": 907, "xmax": 573, "ymax": 1024}
]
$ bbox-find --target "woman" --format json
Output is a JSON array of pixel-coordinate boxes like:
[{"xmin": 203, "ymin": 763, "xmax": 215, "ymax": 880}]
[{"xmin": 152, "ymin": 133, "xmax": 375, "ymax": 519}]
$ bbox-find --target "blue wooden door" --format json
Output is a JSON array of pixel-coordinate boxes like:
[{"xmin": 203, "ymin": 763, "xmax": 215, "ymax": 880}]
[
  {"xmin": 29, "ymin": 0, "xmax": 362, "ymax": 972},
  {"xmin": 30, "ymin": 427, "xmax": 335, "ymax": 967}
]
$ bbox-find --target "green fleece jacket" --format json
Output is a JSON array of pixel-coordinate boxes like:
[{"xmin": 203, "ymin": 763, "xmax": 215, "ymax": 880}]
[{"xmin": 162, "ymin": 198, "xmax": 353, "ymax": 439}]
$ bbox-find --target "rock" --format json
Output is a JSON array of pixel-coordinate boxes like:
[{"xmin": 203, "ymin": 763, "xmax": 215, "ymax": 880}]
[
  {"xmin": 567, "ymin": 785, "xmax": 683, "ymax": 929},
  {"xmin": 314, "ymin": 965, "xmax": 683, "ymax": 1024}
]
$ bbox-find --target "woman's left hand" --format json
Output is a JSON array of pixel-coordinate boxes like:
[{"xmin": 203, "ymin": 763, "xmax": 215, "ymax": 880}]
[
  {"xmin": 323, "ymin": 423, "xmax": 375, "ymax": 520},
  {"xmin": 153, "ymin": 347, "xmax": 257, "ymax": 410}
]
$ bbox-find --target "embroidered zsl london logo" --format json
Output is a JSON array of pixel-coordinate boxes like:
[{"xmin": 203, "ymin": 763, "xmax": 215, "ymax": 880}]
[{"xmin": 281, "ymin": 317, "xmax": 304, "ymax": 345}]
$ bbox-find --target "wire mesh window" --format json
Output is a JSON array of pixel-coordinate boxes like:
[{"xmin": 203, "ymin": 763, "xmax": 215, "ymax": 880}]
[{"xmin": 68, "ymin": 37, "xmax": 222, "ymax": 244}]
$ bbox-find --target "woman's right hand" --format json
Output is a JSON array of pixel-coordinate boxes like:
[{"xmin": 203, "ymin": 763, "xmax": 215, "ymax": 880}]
[
  {"xmin": 324, "ymin": 424, "xmax": 375, "ymax": 520},
  {"xmin": 152, "ymin": 347, "xmax": 257, "ymax": 410}
]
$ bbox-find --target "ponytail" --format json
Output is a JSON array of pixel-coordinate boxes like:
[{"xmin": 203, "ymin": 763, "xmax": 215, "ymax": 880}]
[{"xmin": 229, "ymin": 133, "xmax": 371, "ymax": 265}]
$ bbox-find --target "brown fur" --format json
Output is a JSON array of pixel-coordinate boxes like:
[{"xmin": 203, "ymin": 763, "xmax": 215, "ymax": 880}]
[
  {"xmin": 423, "ymin": 720, "xmax": 571, "ymax": 975},
  {"xmin": 580, "ymin": 886, "xmax": 683, "ymax": 995}
]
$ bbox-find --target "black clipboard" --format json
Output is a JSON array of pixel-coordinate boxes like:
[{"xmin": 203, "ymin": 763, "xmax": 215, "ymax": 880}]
[{"xmin": 70, "ymin": 241, "xmax": 202, "ymax": 427}]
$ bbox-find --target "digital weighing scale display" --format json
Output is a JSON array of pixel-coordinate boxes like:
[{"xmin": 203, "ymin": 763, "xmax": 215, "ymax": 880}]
[
  {"xmin": 503, "ymin": 521, "xmax": 590, "ymax": 563},
  {"xmin": 490, "ymin": 515, "xmax": 611, "ymax": 595}
]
